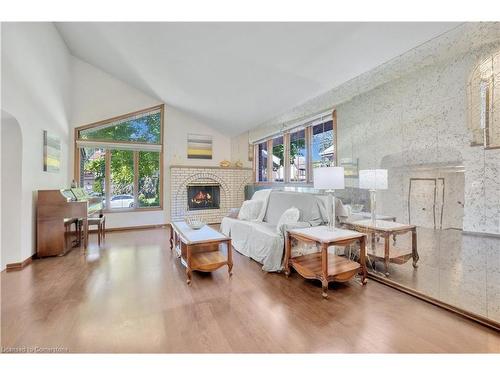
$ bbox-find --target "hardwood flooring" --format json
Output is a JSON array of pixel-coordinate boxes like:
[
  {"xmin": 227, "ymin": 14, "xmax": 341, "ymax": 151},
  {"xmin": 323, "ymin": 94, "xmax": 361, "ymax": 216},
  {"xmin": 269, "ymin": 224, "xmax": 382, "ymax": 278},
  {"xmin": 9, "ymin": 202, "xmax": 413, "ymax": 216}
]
[{"xmin": 1, "ymin": 228, "xmax": 499, "ymax": 353}]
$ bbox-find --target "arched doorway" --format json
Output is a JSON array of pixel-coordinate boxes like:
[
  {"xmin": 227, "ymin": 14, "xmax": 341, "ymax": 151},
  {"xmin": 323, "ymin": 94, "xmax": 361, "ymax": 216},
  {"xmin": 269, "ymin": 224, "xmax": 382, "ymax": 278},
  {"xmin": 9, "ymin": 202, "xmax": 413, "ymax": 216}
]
[{"xmin": 1, "ymin": 110, "xmax": 23, "ymax": 270}]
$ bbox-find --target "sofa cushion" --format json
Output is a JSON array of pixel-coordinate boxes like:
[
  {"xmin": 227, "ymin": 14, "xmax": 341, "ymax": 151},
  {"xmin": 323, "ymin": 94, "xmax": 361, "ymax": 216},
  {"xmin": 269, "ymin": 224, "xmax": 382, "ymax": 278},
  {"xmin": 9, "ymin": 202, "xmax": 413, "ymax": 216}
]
[
  {"xmin": 264, "ymin": 191, "xmax": 325, "ymax": 226},
  {"xmin": 237, "ymin": 200, "xmax": 263, "ymax": 221}
]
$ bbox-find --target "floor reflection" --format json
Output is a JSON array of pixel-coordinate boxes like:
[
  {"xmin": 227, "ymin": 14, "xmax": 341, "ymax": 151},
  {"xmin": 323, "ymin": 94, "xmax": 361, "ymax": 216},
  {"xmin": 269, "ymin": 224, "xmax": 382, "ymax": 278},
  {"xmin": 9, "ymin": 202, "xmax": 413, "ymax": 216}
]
[{"xmin": 366, "ymin": 228, "xmax": 500, "ymax": 323}]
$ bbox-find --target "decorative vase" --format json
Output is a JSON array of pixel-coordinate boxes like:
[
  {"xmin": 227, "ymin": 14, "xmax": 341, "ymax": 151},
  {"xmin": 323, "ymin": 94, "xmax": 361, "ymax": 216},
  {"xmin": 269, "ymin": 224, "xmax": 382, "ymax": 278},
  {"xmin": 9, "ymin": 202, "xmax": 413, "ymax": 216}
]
[{"xmin": 219, "ymin": 160, "xmax": 231, "ymax": 168}]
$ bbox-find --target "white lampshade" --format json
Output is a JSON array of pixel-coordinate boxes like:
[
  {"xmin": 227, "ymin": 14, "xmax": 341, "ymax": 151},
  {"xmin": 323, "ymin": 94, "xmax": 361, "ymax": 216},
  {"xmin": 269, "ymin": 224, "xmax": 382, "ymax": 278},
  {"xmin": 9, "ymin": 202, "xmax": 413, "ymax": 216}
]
[
  {"xmin": 313, "ymin": 167, "xmax": 345, "ymax": 190},
  {"xmin": 359, "ymin": 169, "xmax": 388, "ymax": 190}
]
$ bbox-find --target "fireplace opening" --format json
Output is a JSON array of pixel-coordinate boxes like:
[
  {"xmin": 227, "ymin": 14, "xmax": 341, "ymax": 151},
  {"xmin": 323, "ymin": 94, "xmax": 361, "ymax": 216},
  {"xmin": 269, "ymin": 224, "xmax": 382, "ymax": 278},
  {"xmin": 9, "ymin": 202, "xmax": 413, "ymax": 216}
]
[{"xmin": 187, "ymin": 184, "xmax": 220, "ymax": 210}]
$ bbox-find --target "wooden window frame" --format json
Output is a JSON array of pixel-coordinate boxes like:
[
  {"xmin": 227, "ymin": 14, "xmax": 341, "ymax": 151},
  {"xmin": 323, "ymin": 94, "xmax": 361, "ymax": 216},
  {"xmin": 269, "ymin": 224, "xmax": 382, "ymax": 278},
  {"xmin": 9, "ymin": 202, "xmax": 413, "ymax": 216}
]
[
  {"xmin": 253, "ymin": 109, "xmax": 338, "ymax": 185},
  {"xmin": 74, "ymin": 104, "xmax": 165, "ymax": 213}
]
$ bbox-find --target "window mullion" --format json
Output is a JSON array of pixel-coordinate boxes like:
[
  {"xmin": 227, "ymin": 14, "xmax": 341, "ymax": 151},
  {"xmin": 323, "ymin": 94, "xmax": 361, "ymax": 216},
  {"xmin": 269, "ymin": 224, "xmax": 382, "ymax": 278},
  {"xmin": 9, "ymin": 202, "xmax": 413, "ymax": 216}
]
[
  {"xmin": 133, "ymin": 151, "xmax": 139, "ymax": 208},
  {"xmin": 306, "ymin": 126, "xmax": 313, "ymax": 183},
  {"xmin": 253, "ymin": 144, "xmax": 257, "ymax": 182},
  {"xmin": 105, "ymin": 150, "xmax": 111, "ymax": 211},
  {"xmin": 284, "ymin": 133, "xmax": 290, "ymax": 183},
  {"xmin": 266, "ymin": 139, "xmax": 273, "ymax": 183}
]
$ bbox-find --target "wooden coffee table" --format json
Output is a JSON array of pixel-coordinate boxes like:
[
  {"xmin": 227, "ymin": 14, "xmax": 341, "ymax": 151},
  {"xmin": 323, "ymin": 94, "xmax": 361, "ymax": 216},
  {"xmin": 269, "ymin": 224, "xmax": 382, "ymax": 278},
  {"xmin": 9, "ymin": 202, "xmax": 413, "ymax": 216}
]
[
  {"xmin": 342, "ymin": 219, "xmax": 418, "ymax": 276},
  {"xmin": 284, "ymin": 226, "xmax": 367, "ymax": 298},
  {"xmin": 170, "ymin": 221, "xmax": 233, "ymax": 285}
]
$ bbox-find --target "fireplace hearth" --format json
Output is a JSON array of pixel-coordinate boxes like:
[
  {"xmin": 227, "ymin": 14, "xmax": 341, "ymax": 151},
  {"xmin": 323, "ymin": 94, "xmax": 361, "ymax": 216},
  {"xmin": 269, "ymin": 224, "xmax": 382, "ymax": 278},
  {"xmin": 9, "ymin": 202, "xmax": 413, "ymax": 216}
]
[{"xmin": 187, "ymin": 184, "xmax": 220, "ymax": 210}]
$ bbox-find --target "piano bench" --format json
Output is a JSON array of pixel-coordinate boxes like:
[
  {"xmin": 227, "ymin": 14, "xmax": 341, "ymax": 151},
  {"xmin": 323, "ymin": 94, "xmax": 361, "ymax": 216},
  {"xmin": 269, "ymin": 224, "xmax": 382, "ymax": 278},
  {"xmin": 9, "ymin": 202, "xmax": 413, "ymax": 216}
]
[{"xmin": 88, "ymin": 216, "xmax": 106, "ymax": 246}]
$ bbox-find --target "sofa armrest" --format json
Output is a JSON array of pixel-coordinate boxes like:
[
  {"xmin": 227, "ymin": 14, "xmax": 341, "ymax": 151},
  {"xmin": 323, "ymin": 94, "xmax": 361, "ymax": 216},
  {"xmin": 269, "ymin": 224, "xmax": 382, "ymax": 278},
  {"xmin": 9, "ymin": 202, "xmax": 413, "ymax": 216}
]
[
  {"xmin": 226, "ymin": 208, "xmax": 240, "ymax": 219},
  {"xmin": 279, "ymin": 221, "xmax": 312, "ymax": 236}
]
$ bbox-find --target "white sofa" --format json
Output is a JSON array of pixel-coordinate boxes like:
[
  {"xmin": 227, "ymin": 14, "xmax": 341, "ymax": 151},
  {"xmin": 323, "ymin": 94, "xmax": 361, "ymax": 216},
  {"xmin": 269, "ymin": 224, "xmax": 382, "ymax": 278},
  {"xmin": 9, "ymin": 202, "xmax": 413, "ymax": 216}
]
[{"xmin": 221, "ymin": 190, "xmax": 346, "ymax": 272}]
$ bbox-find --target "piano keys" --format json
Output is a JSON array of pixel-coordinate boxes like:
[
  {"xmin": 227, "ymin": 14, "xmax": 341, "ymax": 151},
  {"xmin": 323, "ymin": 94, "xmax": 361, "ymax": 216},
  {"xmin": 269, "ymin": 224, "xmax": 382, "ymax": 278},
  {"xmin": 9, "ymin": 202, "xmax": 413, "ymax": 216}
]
[{"xmin": 36, "ymin": 188, "xmax": 103, "ymax": 257}]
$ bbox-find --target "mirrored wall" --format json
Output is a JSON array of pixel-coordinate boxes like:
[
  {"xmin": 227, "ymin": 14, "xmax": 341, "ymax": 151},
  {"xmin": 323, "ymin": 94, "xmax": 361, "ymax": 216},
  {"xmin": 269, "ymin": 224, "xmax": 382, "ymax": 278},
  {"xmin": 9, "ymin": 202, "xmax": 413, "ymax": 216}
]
[
  {"xmin": 247, "ymin": 24, "xmax": 500, "ymax": 328},
  {"xmin": 335, "ymin": 45, "xmax": 500, "ymax": 326}
]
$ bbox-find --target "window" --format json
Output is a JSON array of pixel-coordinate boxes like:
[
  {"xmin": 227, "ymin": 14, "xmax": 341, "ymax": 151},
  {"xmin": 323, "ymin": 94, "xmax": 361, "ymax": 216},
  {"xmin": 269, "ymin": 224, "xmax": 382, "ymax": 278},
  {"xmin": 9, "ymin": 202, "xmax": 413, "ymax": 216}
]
[
  {"xmin": 289, "ymin": 129, "xmax": 306, "ymax": 182},
  {"xmin": 79, "ymin": 111, "xmax": 161, "ymax": 144},
  {"xmin": 272, "ymin": 136, "xmax": 285, "ymax": 182},
  {"xmin": 75, "ymin": 105, "xmax": 164, "ymax": 211},
  {"xmin": 253, "ymin": 110, "xmax": 337, "ymax": 184},
  {"xmin": 468, "ymin": 51, "xmax": 500, "ymax": 148},
  {"xmin": 257, "ymin": 141, "xmax": 268, "ymax": 182},
  {"xmin": 138, "ymin": 151, "xmax": 160, "ymax": 208},
  {"xmin": 312, "ymin": 120, "xmax": 334, "ymax": 168},
  {"xmin": 80, "ymin": 147, "xmax": 106, "ymax": 208},
  {"xmin": 110, "ymin": 150, "xmax": 135, "ymax": 208}
]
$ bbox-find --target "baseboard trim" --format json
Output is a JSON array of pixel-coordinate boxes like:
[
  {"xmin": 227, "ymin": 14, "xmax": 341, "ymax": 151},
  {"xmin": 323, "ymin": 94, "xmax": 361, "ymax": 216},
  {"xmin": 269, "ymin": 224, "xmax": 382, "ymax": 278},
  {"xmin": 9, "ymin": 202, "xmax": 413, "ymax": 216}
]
[
  {"xmin": 369, "ymin": 273, "xmax": 500, "ymax": 332},
  {"xmin": 6, "ymin": 256, "xmax": 33, "ymax": 272},
  {"xmin": 462, "ymin": 230, "xmax": 500, "ymax": 238},
  {"xmin": 103, "ymin": 223, "xmax": 169, "ymax": 233}
]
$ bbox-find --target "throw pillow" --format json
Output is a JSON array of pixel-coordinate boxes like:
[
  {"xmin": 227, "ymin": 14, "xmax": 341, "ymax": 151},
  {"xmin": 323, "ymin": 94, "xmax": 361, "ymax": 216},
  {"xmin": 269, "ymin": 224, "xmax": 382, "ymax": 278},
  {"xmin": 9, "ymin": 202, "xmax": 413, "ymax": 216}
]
[
  {"xmin": 276, "ymin": 207, "xmax": 300, "ymax": 233},
  {"xmin": 237, "ymin": 200, "xmax": 264, "ymax": 221}
]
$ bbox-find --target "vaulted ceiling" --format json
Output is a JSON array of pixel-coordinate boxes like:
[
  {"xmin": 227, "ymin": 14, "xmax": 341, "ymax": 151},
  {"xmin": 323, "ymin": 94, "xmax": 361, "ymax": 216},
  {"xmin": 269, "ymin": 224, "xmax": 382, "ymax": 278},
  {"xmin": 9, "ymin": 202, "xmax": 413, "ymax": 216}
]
[{"xmin": 56, "ymin": 22, "xmax": 460, "ymax": 135}]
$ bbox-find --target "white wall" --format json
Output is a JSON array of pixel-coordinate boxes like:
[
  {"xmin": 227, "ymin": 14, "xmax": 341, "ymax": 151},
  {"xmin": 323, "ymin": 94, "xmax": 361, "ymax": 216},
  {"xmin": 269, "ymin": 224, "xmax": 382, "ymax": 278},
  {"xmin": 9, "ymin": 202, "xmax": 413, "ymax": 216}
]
[
  {"xmin": 230, "ymin": 132, "xmax": 253, "ymax": 169},
  {"xmin": 70, "ymin": 58, "xmax": 232, "ymax": 228},
  {"xmin": 1, "ymin": 112, "xmax": 23, "ymax": 270},
  {"xmin": 1, "ymin": 22, "xmax": 73, "ymax": 262}
]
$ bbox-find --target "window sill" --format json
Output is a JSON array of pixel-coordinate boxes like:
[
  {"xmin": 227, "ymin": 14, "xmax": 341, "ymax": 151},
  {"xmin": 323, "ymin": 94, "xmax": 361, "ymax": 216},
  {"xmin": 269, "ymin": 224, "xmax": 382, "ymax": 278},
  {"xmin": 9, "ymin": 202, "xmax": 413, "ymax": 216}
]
[
  {"xmin": 253, "ymin": 181, "xmax": 313, "ymax": 186},
  {"xmin": 103, "ymin": 206, "xmax": 163, "ymax": 214}
]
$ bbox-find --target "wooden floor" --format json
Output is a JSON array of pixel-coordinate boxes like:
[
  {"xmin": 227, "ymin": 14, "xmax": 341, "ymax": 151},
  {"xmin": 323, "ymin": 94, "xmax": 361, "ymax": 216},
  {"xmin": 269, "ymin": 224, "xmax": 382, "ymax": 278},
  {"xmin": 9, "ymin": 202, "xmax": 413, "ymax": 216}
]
[{"xmin": 1, "ymin": 228, "xmax": 499, "ymax": 353}]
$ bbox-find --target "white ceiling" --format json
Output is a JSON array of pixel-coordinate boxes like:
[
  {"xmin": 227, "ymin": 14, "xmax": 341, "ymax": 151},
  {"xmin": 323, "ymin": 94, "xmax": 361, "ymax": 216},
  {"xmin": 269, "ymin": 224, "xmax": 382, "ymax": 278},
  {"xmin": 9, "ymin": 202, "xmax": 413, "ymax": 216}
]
[{"xmin": 56, "ymin": 22, "xmax": 460, "ymax": 135}]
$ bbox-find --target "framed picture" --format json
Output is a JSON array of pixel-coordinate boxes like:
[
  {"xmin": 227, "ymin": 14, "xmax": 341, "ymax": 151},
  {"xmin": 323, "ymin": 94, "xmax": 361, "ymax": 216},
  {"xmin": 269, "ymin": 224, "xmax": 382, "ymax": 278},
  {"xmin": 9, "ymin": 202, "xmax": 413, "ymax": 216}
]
[
  {"xmin": 187, "ymin": 133, "xmax": 213, "ymax": 159},
  {"xmin": 340, "ymin": 157, "xmax": 359, "ymax": 178},
  {"xmin": 43, "ymin": 130, "xmax": 61, "ymax": 173}
]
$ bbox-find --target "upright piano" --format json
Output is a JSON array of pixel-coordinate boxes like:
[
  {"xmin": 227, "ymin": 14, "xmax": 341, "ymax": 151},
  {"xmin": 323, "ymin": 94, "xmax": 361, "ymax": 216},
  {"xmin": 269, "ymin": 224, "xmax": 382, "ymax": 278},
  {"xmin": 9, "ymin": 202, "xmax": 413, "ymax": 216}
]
[{"xmin": 36, "ymin": 188, "xmax": 103, "ymax": 257}]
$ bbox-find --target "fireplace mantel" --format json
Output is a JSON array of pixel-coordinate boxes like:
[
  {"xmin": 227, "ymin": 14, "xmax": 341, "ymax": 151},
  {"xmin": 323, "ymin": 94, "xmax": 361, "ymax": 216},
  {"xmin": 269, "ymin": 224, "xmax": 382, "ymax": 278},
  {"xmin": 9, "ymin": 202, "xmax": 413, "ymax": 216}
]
[{"xmin": 169, "ymin": 165, "xmax": 252, "ymax": 171}]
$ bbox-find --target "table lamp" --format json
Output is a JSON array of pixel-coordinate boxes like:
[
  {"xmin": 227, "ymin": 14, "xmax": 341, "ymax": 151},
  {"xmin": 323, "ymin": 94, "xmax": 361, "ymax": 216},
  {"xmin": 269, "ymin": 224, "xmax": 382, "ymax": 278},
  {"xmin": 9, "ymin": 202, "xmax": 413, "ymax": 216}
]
[
  {"xmin": 313, "ymin": 166, "xmax": 345, "ymax": 230},
  {"xmin": 359, "ymin": 169, "xmax": 388, "ymax": 225}
]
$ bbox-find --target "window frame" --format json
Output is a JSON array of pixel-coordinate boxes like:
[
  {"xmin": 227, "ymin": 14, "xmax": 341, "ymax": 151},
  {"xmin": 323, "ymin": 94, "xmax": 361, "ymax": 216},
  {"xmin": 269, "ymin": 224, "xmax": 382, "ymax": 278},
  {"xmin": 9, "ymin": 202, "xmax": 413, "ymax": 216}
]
[
  {"xmin": 253, "ymin": 109, "xmax": 337, "ymax": 184},
  {"xmin": 74, "ymin": 104, "xmax": 165, "ymax": 212},
  {"xmin": 468, "ymin": 52, "xmax": 500, "ymax": 149}
]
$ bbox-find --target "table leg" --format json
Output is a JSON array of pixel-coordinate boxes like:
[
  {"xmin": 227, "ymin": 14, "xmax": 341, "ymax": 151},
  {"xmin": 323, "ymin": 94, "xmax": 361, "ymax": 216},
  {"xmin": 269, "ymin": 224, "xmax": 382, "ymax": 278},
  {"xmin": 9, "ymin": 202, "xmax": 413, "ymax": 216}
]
[
  {"xmin": 384, "ymin": 233, "xmax": 390, "ymax": 277},
  {"xmin": 175, "ymin": 232, "xmax": 181, "ymax": 258},
  {"xmin": 322, "ymin": 280, "xmax": 329, "ymax": 299},
  {"xmin": 412, "ymin": 228, "xmax": 419, "ymax": 268},
  {"xmin": 83, "ymin": 218, "xmax": 88, "ymax": 252},
  {"xmin": 392, "ymin": 218, "xmax": 397, "ymax": 244},
  {"xmin": 186, "ymin": 244, "xmax": 192, "ymax": 285},
  {"xmin": 169, "ymin": 225, "xmax": 174, "ymax": 250},
  {"xmin": 284, "ymin": 233, "xmax": 291, "ymax": 277},
  {"xmin": 227, "ymin": 239, "xmax": 233, "ymax": 277},
  {"xmin": 97, "ymin": 222, "xmax": 101, "ymax": 246},
  {"xmin": 359, "ymin": 235, "xmax": 367, "ymax": 285},
  {"xmin": 321, "ymin": 243, "xmax": 328, "ymax": 298}
]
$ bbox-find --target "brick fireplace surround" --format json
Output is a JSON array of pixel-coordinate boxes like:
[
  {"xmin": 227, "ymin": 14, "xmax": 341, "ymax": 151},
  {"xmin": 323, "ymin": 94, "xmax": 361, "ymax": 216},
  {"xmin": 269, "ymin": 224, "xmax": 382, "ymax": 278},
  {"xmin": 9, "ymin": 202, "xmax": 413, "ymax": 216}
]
[{"xmin": 170, "ymin": 166, "xmax": 253, "ymax": 224}]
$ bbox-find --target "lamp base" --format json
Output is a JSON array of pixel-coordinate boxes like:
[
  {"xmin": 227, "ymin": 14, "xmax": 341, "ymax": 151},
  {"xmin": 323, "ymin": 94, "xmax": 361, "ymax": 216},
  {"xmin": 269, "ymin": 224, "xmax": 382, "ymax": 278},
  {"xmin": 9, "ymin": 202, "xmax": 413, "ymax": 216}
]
[
  {"xmin": 369, "ymin": 189, "xmax": 377, "ymax": 226},
  {"xmin": 327, "ymin": 190, "xmax": 336, "ymax": 231}
]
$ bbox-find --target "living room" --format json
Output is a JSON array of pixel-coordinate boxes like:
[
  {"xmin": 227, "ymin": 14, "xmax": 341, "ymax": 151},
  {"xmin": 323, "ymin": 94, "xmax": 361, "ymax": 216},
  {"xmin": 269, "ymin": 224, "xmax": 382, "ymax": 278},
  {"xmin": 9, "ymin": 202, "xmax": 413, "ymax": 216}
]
[{"xmin": 1, "ymin": 0, "xmax": 499, "ymax": 371}]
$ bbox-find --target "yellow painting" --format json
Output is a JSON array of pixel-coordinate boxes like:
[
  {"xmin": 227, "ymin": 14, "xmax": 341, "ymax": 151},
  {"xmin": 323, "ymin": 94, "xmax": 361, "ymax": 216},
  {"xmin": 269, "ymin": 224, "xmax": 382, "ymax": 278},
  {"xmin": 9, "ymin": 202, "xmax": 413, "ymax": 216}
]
[
  {"xmin": 187, "ymin": 133, "xmax": 212, "ymax": 159},
  {"xmin": 43, "ymin": 130, "xmax": 61, "ymax": 173}
]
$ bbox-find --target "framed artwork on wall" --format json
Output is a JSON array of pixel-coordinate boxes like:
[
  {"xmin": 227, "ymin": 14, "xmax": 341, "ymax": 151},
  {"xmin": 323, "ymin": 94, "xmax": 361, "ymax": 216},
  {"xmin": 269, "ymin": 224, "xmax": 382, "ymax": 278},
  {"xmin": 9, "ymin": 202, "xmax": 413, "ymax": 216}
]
[
  {"xmin": 339, "ymin": 157, "xmax": 359, "ymax": 178},
  {"xmin": 43, "ymin": 130, "xmax": 61, "ymax": 173},
  {"xmin": 187, "ymin": 133, "xmax": 213, "ymax": 159}
]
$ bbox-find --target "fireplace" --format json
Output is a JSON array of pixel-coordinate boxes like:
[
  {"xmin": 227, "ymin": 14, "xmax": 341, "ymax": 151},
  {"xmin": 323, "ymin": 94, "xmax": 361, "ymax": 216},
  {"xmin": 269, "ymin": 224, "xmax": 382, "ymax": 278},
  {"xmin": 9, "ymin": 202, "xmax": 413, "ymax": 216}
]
[{"xmin": 187, "ymin": 184, "xmax": 220, "ymax": 210}]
